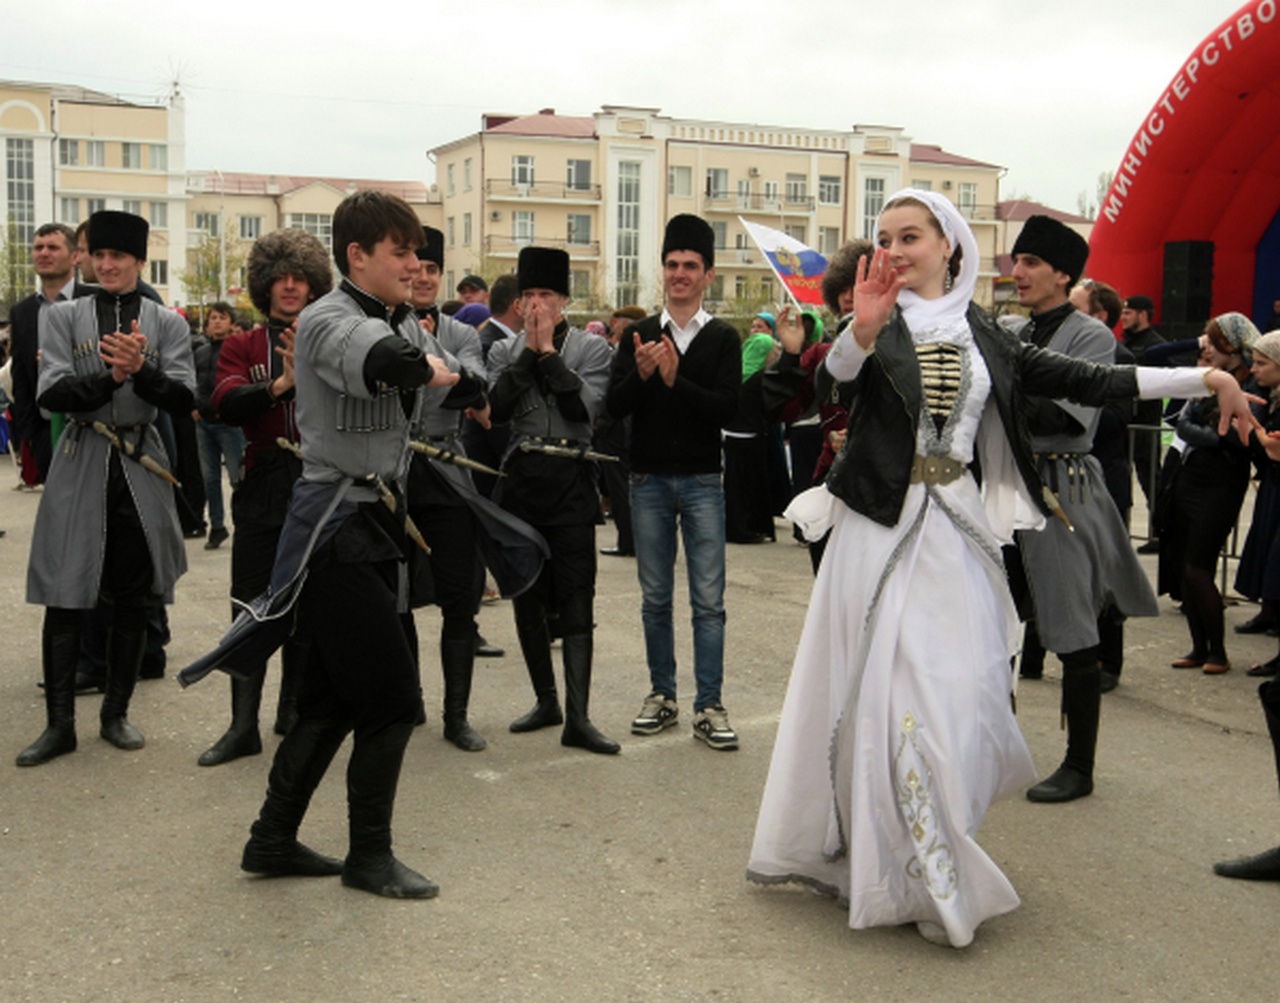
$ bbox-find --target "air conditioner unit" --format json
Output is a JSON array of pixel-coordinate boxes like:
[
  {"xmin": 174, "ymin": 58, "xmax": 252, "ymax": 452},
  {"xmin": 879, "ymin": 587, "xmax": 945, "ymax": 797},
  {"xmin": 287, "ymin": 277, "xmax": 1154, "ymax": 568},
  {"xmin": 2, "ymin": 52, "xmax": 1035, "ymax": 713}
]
[
  {"xmin": 942, "ymin": 181, "xmax": 952, "ymax": 190},
  {"xmin": 748, "ymin": 167, "xmax": 759, "ymax": 177},
  {"xmin": 490, "ymin": 210, "xmax": 503, "ymax": 221}
]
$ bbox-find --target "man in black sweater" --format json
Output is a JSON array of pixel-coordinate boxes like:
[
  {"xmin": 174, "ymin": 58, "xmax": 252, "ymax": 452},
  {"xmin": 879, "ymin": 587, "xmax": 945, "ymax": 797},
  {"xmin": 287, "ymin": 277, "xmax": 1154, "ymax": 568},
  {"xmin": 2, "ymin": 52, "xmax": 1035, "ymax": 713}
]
[{"xmin": 606, "ymin": 214, "xmax": 742, "ymax": 750}]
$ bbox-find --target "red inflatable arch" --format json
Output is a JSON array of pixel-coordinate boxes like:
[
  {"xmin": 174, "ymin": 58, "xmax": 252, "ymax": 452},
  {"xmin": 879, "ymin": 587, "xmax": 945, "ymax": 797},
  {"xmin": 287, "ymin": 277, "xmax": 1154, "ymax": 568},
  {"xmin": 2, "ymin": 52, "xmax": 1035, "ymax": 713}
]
[{"xmin": 1088, "ymin": 0, "xmax": 1280, "ymax": 324}]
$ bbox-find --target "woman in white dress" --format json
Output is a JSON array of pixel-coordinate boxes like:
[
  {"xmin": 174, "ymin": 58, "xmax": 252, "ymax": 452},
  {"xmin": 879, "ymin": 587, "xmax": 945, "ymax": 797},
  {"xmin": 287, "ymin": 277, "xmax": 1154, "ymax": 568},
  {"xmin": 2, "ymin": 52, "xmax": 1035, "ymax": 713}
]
[{"xmin": 746, "ymin": 189, "xmax": 1260, "ymax": 947}]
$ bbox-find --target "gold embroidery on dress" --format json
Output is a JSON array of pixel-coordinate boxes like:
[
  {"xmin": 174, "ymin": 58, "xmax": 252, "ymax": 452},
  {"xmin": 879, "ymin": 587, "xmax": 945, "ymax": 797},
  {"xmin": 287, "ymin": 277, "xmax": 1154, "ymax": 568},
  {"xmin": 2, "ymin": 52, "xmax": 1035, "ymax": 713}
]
[
  {"xmin": 916, "ymin": 342, "xmax": 963, "ymax": 425},
  {"xmin": 893, "ymin": 710, "xmax": 959, "ymax": 900}
]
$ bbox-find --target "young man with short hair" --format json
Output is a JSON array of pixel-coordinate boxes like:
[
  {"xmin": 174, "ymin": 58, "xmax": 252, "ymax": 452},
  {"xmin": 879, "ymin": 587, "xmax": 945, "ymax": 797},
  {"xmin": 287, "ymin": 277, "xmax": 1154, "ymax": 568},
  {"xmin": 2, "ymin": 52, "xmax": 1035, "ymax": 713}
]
[
  {"xmin": 237, "ymin": 191, "xmax": 457, "ymax": 898},
  {"xmin": 192, "ymin": 301, "xmax": 247, "ymax": 550},
  {"xmin": 606, "ymin": 214, "xmax": 743, "ymax": 750}
]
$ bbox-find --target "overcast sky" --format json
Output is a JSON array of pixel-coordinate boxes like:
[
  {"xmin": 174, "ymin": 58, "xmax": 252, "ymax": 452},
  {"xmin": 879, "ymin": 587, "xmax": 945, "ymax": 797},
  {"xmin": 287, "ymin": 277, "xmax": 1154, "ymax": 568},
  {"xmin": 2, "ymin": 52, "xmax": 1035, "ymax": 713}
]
[{"xmin": 5, "ymin": 0, "xmax": 1243, "ymax": 215}]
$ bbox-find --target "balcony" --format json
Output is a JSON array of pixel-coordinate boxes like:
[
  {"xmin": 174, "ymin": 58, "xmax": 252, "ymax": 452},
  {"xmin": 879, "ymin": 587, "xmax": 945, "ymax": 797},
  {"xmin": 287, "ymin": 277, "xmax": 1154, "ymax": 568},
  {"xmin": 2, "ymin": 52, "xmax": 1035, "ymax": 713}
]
[
  {"xmin": 484, "ymin": 235, "xmax": 601, "ymax": 258},
  {"xmin": 703, "ymin": 192, "xmax": 816, "ymax": 214},
  {"xmin": 485, "ymin": 179, "xmax": 601, "ymax": 202}
]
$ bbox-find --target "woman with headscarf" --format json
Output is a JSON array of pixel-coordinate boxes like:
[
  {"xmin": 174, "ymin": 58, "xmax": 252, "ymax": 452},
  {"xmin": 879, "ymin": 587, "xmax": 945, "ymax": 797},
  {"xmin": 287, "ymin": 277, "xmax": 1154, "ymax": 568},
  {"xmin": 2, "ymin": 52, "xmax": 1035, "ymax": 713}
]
[
  {"xmin": 1233, "ymin": 330, "xmax": 1280, "ymax": 677},
  {"xmin": 1157, "ymin": 312, "xmax": 1260, "ymax": 674},
  {"xmin": 722, "ymin": 313, "xmax": 780, "ymax": 543},
  {"xmin": 746, "ymin": 189, "xmax": 1260, "ymax": 947}
]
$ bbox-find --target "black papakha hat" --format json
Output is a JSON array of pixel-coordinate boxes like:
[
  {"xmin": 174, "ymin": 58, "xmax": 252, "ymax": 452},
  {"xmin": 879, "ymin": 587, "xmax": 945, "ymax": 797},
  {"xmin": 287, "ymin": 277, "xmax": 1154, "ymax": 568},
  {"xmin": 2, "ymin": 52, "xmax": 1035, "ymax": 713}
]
[
  {"xmin": 88, "ymin": 210, "xmax": 149, "ymax": 261},
  {"xmin": 416, "ymin": 226, "xmax": 444, "ymax": 268},
  {"xmin": 517, "ymin": 247, "xmax": 569, "ymax": 296},
  {"xmin": 662, "ymin": 214, "xmax": 715, "ymax": 269},
  {"xmin": 1011, "ymin": 215, "xmax": 1089, "ymax": 287}
]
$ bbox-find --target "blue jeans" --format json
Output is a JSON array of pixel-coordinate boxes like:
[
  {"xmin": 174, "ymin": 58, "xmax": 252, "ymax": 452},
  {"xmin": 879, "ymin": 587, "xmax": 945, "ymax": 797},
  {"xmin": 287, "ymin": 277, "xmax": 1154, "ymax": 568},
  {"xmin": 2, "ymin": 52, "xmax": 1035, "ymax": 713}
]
[
  {"xmin": 630, "ymin": 472, "xmax": 726, "ymax": 711},
  {"xmin": 195, "ymin": 420, "xmax": 246, "ymax": 531}
]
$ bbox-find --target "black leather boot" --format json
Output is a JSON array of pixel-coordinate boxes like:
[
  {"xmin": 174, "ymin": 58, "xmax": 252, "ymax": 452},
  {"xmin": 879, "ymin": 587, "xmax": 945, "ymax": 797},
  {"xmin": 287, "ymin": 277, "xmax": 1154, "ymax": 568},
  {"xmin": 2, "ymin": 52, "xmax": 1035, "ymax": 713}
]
[
  {"xmin": 441, "ymin": 636, "xmax": 486, "ymax": 751},
  {"xmin": 341, "ymin": 722, "xmax": 437, "ymax": 898},
  {"xmin": 99, "ymin": 605, "xmax": 147, "ymax": 751},
  {"xmin": 560, "ymin": 633, "xmax": 619, "ymax": 755},
  {"xmin": 198, "ymin": 670, "xmax": 265, "ymax": 766},
  {"xmin": 1027, "ymin": 647, "xmax": 1098, "ymax": 803},
  {"xmin": 508, "ymin": 593, "xmax": 563, "ymax": 733},
  {"xmin": 241, "ymin": 716, "xmax": 349, "ymax": 877},
  {"xmin": 17, "ymin": 608, "xmax": 81, "ymax": 767},
  {"xmin": 273, "ymin": 640, "xmax": 303, "ymax": 736}
]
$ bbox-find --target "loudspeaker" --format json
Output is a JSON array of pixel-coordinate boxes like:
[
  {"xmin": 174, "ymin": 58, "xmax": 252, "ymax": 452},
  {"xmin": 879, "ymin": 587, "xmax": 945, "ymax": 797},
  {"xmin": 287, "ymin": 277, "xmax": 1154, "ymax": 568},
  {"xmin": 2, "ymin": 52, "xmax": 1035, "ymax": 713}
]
[{"xmin": 1162, "ymin": 240, "xmax": 1213, "ymax": 324}]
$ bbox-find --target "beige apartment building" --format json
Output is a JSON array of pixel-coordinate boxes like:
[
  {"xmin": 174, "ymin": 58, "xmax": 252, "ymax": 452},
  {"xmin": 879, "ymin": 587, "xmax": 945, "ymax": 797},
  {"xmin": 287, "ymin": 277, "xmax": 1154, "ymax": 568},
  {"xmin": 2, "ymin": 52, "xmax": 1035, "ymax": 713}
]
[
  {"xmin": 0, "ymin": 79, "xmax": 187, "ymax": 304},
  {"xmin": 430, "ymin": 106, "xmax": 1005, "ymax": 311}
]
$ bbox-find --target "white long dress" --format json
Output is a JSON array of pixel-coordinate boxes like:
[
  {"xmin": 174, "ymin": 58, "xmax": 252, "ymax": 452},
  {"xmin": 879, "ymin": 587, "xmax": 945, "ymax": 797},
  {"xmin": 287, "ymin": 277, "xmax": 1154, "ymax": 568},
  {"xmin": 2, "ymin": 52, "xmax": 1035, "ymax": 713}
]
[{"xmin": 747, "ymin": 317, "xmax": 1038, "ymax": 948}]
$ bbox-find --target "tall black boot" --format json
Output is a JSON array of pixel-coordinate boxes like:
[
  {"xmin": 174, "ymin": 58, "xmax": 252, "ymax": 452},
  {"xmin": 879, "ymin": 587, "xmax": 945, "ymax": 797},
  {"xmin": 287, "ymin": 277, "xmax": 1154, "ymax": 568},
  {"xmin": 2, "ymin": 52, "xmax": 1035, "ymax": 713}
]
[
  {"xmin": 560, "ymin": 633, "xmax": 619, "ymax": 755},
  {"xmin": 401, "ymin": 612, "xmax": 428, "ymax": 727},
  {"xmin": 198, "ymin": 670, "xmax": 265, "ymax": 766},
  {"xmin": 509, "ymin": 594, "xmax": 563, "ymax": 733},
  {"xmin": 1019, "ymin": 621, "xmax": 1045, "ymax": 679},
  {"xmin": 274, "ymin": 640, "xmax": 303, "ymax": 736},
  {"xmin": 1261, "ymin": 679, "xmax": 1280, "ymax": 794},
  {"xmin": 242, "ymin": 716, "xmax": 349, "ymax": 877},
  {"xmin": 1027, "ymin": 647, "xmax": 1098, "ymax": 803},
  {"xmin": 17, "ymin": 608, "xmax": 81, "ymax": 766},
  {"xmin": 341, "ymin": 721, "xmax": 437, "ymax": 898},
  {"xmin": 441, "ymin": 636, "xmax": 486, "ymax": 751},
  {"xmin": 1097, "ymin": 612, "xmax": 1124, "ymax": 692},
  {"xmin": 100, "ymin": 605, "xmax": 147, "ymax": 751}
]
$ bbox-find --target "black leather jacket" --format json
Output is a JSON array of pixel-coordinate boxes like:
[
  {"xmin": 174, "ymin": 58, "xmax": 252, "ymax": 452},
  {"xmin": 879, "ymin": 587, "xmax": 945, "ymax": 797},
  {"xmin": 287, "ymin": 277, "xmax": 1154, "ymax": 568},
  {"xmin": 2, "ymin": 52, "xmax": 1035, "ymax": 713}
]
[{"xmin": 824, "ymin": 303, "xmax": 1139, "ymax": 528}]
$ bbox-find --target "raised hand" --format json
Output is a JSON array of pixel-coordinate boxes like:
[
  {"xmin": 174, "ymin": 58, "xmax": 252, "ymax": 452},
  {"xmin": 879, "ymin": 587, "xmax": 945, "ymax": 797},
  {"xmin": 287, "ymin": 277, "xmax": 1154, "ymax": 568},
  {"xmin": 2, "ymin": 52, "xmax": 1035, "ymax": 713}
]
[
  {"xmin": 776, "ymin": 305, "xmax": 805, "ymax": 355},
  {"xmin": 851, "ymin": 247, "xmax": 907, "ymax": 351}
]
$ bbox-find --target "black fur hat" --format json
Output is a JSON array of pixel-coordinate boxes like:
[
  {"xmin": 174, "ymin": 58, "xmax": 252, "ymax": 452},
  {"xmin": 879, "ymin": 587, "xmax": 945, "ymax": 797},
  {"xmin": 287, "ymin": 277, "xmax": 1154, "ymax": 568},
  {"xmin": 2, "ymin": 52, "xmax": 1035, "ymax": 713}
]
[
  {"xmin": 88, "ymin": 210, "xmax": 148, "ymax": 260},
  {"xmin": 416, "ymin": 226, "xmax": 444, "ymax": 268},
  {"xmin": 517, "ymin": 246, "xmax": 569, "ymax": 296},
  {"xmin": 662, "ymin": 214, "xmax": 715, "ymax": 269},
  {"xmin": 247, "ymin": 228, "xmax": 333, "ymax": 316},
  {"xmin": 821, "ymin": 239, "xmax": 874, "ymax": 315},
  {"xmin": 1011, "ymin": 215, "xmax": 1090, "ymax": 288}
]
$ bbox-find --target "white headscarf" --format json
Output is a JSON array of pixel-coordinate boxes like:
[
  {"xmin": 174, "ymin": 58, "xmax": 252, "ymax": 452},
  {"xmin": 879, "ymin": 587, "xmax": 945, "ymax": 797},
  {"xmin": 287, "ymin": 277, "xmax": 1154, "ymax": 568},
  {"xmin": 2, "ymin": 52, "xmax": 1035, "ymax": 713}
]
[{"xmin": 878, "ymin": 187, "xmax": 980, "ymax": 332}]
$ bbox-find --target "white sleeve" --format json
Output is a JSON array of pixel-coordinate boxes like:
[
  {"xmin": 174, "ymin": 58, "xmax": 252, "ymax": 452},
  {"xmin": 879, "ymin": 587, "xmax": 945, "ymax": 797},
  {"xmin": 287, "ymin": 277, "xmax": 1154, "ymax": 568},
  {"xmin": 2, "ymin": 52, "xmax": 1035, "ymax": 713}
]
[
  {"xmin": 1135, "ymin": 366, "xmax": 1211, "ymax": 400},
  {"xmin": 823, "ymin": 325, "xmax": 871, "ymax": 382}
]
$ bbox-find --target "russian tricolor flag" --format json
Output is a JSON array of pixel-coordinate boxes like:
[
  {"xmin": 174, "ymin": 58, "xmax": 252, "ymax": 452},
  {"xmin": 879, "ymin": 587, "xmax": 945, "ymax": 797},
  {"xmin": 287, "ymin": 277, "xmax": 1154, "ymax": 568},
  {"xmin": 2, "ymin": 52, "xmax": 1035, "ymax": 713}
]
[{"xmin": 738, "ymin": 217, "xmax": 828, "ymax": 307}]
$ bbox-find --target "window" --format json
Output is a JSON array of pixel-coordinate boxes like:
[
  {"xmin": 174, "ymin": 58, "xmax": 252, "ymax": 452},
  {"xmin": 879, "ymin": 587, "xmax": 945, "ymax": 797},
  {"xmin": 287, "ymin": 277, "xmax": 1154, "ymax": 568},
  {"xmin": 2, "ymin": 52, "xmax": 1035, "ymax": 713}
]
[
  {"xmin": 616, "ymin": 161, "xmax": 641, "ymax": 305},
  {"xmin": 736, "ymin": 179, "xmax": 752, "ymax": 209},
  {"xmin": 667, "ymin": 165, "xmax": 692, "ymax": 198},
  {"xmin": 446, "ymin": 163, "xmax": 456, "ymax": 196},
  {"xmin": 286, "ymin": 212, "xmax": 332, "ymax": 248},
  {"xmin": 567, "ymin": 213, "xmax": 591, "ymax": 246},
  {"xmin": 60, "ymin": 197, "xmax": 80, "ymax": 224},
  {"xmin": 149, "ymin": 260, "xmax": 168, "ymax": 286},
  {"xmin": 912, "ymin": 180, "xmax": 932, "ymax": 192},
  {"xmin": 58, "ymin": 138, "xmax": 79, "ymax": 166},
  {"xmin": 711, "ymin": 221, "xmax": 727, "ymax": 249},
  {"xmin": 513, "ymin": 210, "xmax": 534, "ymax": 246},
  {"xmin": 512, "ymin": 155, "xmax": 535, "ymax": 187},
  {"xmin": 148, "ymin": 145, "xmax": 167, "ymax": 171},
  {"xmin": 735, "ymin": 275, "xmax": 750, "ymax": 300},
  {"xmin": 761, "ymin": 275, "xmax": 773, "ymax": 299},
  {"xmin": 785, "ymin": 173, "xmax": 808, "ymax": 204},
  {"xmin": 707, "ymin": 274, "xmax": 725, "ymax": 302},
  {"xmin": 570, "ymin": 269, "xmax": 591, "ymax": 301},
  {"xmin": 566, "ymin": 159, "xmax": 591, "ymax": 192},
  {"xmin": 819, "ymin": 226, "xmax": 841, "ymax": 256},
  {"xmin": 785, "ymin": 223, "xmax": 807, "ymax": 244},
  {"xmin": 85, "ymin": 141, "xmax": 105, "ymax": 167},
  {"xmin": 818, "ymin": 175, "xmax": 842, "ymax": 205},
  {"xmin": 763, "ymin": 180, "xmax": 779, "ymax": 206},
  {"xmin": 706, "ymin": 168, "xmax": 728, "ymax": 200},
  {"xmin": 194, "ymin": 211, "xmax": 220, "ymax": 237},
  {"xmin": 447, "ymin": 217, "xmax": 455, "ymax": 248},
  {"xmin": 122, "ymin": 142, "xmax": 142, "ymax": 169},
  {"xmin": 462, "ymin": 213, "xmax": 472, "ymax": 247},
  {"xmin": 239, "ymin": 215, "xmax": 260, "ymax": 240},
  {"xmin": 959, "ymin": 183, "xmax": 978, "ymax": 218},
  {"xmin": 122, "ymin": 200, "xmax": 142, "ymax": 216},
  {"xmin": 86, "ymin": 197, "xmax": 106, "ymax": 215},
  {"xmin": 5, "ymin": 138, "xmax": 36, "ymax": 251},
  {"xmin": 464, "ymin": 158, "xmax": 473, "ymax": 191},
  {"xmin": 862, "ymin": 177, "xmax": 885, "ymax": 239}
]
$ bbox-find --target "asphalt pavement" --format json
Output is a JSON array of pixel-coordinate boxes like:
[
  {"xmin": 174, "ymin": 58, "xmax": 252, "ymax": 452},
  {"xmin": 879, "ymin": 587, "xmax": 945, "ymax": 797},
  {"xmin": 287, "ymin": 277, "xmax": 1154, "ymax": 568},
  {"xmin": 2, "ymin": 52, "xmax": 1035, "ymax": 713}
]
[{"xmin": 1, "ymin": 478, "xmax": 1278, "ymax": 1003}]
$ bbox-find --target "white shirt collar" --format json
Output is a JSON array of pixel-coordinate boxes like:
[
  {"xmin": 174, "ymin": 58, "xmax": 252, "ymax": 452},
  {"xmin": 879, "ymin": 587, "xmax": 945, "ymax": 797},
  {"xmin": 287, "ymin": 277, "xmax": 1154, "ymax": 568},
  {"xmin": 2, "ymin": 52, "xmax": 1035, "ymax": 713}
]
[{"xmin": 659, "ymin": 306, "xmax": 713, "ymax": 353}]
